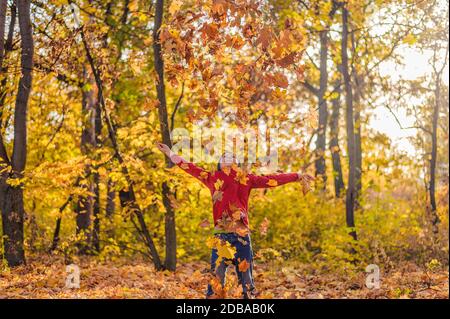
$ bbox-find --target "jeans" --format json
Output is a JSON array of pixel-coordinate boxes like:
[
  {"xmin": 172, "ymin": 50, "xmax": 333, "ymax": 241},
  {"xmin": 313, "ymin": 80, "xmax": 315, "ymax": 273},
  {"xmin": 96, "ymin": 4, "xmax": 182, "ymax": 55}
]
[{"xmin": 206, "ymin": 233, "xmax": 255, "ymax": 297}]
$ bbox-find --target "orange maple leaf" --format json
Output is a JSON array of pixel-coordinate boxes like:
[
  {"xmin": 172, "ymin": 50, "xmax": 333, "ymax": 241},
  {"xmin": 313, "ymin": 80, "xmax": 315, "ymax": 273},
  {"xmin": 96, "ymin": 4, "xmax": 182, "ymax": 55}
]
[
  {"xmin": 238, "ymin": 259, "xmax": 250, "ymax": 272},
  {"xmin": 267, "ymin": 179, "xmax": 278, "ymax": 187}
]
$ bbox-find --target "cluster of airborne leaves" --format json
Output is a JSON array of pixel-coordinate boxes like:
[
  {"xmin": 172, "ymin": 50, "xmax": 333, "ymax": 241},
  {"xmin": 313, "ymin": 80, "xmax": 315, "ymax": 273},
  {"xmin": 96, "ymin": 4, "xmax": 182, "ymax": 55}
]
[{"xmin": 161, "ymin": 0, "xmax": 307, "ymax": 124}]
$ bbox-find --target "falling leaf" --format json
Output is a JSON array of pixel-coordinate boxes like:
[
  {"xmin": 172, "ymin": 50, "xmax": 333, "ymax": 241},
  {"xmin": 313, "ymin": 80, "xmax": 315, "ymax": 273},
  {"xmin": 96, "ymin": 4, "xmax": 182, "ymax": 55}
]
[
  {"xmin": 234, "ymin": 223, "xmax": 250, "ymax": 237},
  {"xmin": 238, "ymin": 259, "xmax": 250, "ymax": 272},
  {"xmin": 180, "ymin": 163, "xmax": 189, "ymax": 170},
  {"xmin": 299, "ymin": 175, "xmax": 312, "ymax": 195},
  {"xmin": 231, "ymin": 210, "xmax": 241, "ymax": 221},
  {"xmin": 222, "ymin": 166, "xmax": 231, "ymax": 175},
  {"xmin": 217, "ymin": 241, "xmax": 236, "ymax": 260},
  {"xmin": 235, "ymin": 170, "xmax": 249, "ymax": 185},
  {"xmin": 214, "ymin": 179, "xmax": 224, "ymax": 190},
  {"xmin": 260, "ymin": 217, "xmax": 270, "ymax": 236},
  {"xmin": 267, "ymin": 179, "xmax": 278, "ymax": 187},
  {"xmin": 200, "ymin": 171, "xmax": 209, "ymax": 180},
  {"xmin": 169, "ymin": 0, "xmax": 183, "ymax": 15},
  {"xmin": 212, "ymin": 190, "xmax": 224, "ymax": 204}
]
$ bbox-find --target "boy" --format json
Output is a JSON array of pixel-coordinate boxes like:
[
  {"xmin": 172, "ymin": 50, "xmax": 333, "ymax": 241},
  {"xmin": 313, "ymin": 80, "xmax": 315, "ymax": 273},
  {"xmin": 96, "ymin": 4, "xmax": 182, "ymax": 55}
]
[{"xmin": 156, "ymin": 143, "xmax": 314, "ymax": 298}]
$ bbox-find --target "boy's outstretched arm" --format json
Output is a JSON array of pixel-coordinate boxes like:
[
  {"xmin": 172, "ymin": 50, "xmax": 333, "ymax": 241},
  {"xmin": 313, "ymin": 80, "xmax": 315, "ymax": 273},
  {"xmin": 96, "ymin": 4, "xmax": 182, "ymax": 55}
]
[
  {"xmin": 156, "ymin": 143, "xmax": 212, "ymax": 186},
  {"xmin": 249, "ymin": 171, "xmax": 315, "ymax": 189}
]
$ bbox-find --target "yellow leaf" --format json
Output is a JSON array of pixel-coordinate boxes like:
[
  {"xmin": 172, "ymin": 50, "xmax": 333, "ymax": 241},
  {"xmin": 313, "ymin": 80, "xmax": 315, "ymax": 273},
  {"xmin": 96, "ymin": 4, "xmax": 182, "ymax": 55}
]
[
  {"xmin": 200, "ymin": 171, "xmax": 209, "ymax": 179},
  {"xmin": 267, "ymin": 179, "xmax": 278, "ymax": 187},
  {"xmin": 235, "ymin": 170, "xmax": 249, "ymax": 185},
  {"xmin": 231, "ymin": 210, "xmax": 241, "ymax": 221},
  {"xmin": 217, "ymin": 241, "xmax": 236, "ymax": 260},
  {"xmin": 214, "ymin": 179, "xmax": 224, "ymax": 190},
  {"xmin": 169, "ymin": 0, "xmax": 183, "ymax": 15},
  {"xmin": 403, "ymin": 33, "xmax": 417, "ymax": 45}
]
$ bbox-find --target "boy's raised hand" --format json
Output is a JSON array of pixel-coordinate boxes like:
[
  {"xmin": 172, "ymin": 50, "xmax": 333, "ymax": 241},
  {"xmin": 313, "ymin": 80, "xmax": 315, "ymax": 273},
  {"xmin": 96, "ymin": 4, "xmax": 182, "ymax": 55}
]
[
  {"xmin": 156, "ymin": 142, "xmax": 171, "ymax": 156},
  {"xmin": 297, "ymin": 172, "xmax": 315, "ymax": 195},
  {"xmin": 297, "ymin": 173, "xmax": 315, "ymax": 182}
]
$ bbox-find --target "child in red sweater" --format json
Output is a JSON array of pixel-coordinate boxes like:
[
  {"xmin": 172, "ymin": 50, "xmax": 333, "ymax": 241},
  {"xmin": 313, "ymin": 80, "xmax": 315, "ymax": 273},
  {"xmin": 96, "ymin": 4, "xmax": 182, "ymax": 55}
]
[{"xmin": 157, "ymin": 143, "xmax": 314, "ymax": 298}]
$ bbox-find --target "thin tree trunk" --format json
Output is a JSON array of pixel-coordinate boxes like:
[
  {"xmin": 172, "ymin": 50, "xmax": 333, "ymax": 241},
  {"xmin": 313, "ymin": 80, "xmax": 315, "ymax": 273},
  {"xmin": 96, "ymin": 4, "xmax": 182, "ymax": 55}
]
[
  {"xmin": 153, "ymin": 0, "xmax": 176, "ymax": 271},
  {"xmin": 106, "ymin": 178, "xmax": 115, "ymax": 218},
  {"xmin": 329, "ymin": 81, "xmax": 345, "ymax": 197},
  {"xmin": 341, "ymin": 5, "xmax": 357, "ymax": 241},
  {"xmin": 429, "ymin": 75, "xmax": 442, "ymax": 234},
  {"xmin": 353, "ymin": 74, "xmax": 363, "ymax": 208},
  {"xmin": 105, "ymin": 177, "xmax": 115, "ymax": 238},
  {"xmin": 92, "ymin": 86, "xmax": 103, "ymax": 253},
  {"xmin": 314, "ymin": 30, "xmax": 328, "ymax": 187},
  {"xmin": 75, "ymin": 69, "xmax": 96, "ymax": 255},
  {"xmin": 49, "ymin": 176, "xmax": 82, "ymax": 252},
  {"xmin": 50, "ymin": 196, "xmax": 72, "ymax": 252},
  {"xmin": 1, "ymin": 0, "xmax": 33, "ymax": 267},
  {"xmin": 428, "ymin": 37, "xmax": 449, "ymax": 235},
  {"xmin": 350, "ymin": 31, "xmax": 363, "ymax": 208}
]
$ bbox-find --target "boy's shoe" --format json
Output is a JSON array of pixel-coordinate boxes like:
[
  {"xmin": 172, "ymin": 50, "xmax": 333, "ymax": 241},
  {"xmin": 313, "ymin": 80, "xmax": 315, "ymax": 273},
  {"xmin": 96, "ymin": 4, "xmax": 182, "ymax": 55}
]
[
  {"xmin": 249, "ymin": 288, "xmax": 259, "ymax": 298},
  {"xmin": 243, "ymin": 288, "xmax": 259, "ymax": 299}
]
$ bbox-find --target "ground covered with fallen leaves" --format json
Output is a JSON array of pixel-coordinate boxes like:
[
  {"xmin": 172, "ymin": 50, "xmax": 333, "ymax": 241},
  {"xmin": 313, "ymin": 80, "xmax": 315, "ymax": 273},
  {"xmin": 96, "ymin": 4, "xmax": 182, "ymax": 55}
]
[{"xmin": 0, "ymin": 255, "xmax": 448, "ymax": 299}]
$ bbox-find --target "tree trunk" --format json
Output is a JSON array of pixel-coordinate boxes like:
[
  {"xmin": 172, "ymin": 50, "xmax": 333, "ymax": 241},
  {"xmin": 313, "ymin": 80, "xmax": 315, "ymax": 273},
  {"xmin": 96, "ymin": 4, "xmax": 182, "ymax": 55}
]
[
  {"xmin": 106, "ymin": 178, "xmax": 115, "ymax": 218},
  {"xmin": 353, "ymin": 73, "xmax": 363, "ymax": 208},
  {"xmin": 105, "ymin": 177, "xmax": 115, "ymax": 238},
  {"xmin": 92, "ymin": 93, "xmax": 103, "ymax": 253},
  {"xmin": 314, "ymin": 30, "xmax": 329, "ymax": 188},
  {"xmin": 75, "ymin": 69, "xmax": 96, "ymax": 255},
  {"xmin": 153, "ymin": 0, "xmax": 177, "ymax": 271},
  {"xmin": 350, "ymin": 31, "xmax": 363, "ymax": 208},
  {"xmin": 0, "ymin": 0, "xmax": 8, "ymax": 225},
  {"xmin": 429, "ymin": 75, "xmax": 442, "ymax": 234},
  {"xmin": 341, "ymin": 6, "xmax": 357, "ymax": 241},
  {"xmin": 329, "ymin": 81, "xmax": 345, "ymax": 197},
  {"xmin": 1, "ymin": 0, "xmax": 33, "ymax": 267}
]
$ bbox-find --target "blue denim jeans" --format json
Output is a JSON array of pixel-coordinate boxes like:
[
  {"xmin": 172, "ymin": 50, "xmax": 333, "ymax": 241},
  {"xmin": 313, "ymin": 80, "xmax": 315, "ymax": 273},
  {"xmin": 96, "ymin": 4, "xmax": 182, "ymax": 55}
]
[{"xmin": 206, "ymin": 233, "xmax": 255, "ymax": 297}]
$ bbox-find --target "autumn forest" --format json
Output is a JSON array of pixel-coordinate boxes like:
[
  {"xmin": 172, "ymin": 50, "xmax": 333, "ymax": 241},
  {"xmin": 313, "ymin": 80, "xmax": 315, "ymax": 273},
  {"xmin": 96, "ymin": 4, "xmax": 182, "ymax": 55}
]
[{"xmin": 0, "ymin": 0, "xmax": 449, "ymax": 299}]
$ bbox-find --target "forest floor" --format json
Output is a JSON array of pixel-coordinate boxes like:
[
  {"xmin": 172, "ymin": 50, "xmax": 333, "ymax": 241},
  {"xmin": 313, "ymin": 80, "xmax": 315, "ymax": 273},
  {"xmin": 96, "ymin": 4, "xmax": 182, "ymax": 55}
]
[{"xmin": 0, "ymin": 255, "xmax": 448, "ymax": 299}]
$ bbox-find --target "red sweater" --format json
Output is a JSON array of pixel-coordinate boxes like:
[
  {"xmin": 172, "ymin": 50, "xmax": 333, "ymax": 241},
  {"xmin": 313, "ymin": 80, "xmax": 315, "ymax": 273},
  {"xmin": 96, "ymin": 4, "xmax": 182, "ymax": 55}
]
[{"xmin": 176, "ymin": 160, "xmax": 298, "ymax": 227}]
